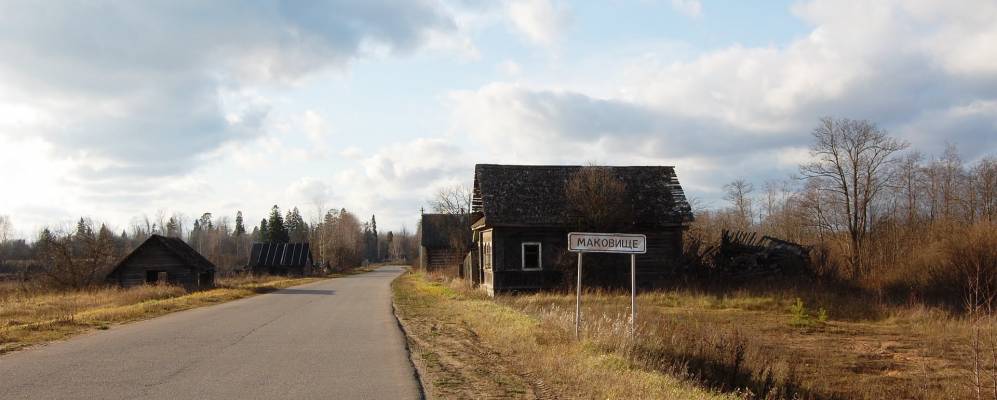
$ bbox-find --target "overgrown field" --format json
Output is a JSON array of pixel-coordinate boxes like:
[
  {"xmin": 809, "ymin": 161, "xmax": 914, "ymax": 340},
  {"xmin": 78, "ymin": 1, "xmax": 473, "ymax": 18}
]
[
  {"xmin": 0, "ymin": 273, "xmax": 356, "ymax": 354},
  {"xmin": 393, "ymin": 269, "xmax": 734, "ymax": 400},
  {"xmin": 395, "ymin": 270, "xmax": 976, "ymax": 399}
]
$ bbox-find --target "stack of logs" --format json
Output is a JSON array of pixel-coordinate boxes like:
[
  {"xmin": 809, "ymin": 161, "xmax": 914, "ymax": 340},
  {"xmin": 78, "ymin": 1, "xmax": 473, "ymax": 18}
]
[{"xmin": 703, "ymin": 230, "xmax": 811, "ymax": 278}]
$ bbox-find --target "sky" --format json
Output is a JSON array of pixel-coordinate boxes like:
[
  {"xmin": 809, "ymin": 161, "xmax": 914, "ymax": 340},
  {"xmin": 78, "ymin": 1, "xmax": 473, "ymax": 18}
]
[{"xmin": 0, "ymin": 0, "xmax": 995, "ymax": 238}]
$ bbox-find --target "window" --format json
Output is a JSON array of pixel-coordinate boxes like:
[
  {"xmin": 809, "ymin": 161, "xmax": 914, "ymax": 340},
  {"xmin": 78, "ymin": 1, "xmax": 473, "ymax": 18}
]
[
  {"xmin": 482, "ymin": 241, "xmax": 492, "ymax": 270},
  {"xmin": 522, "ymin": 242, "xmax": 541, "ymax": 270}
]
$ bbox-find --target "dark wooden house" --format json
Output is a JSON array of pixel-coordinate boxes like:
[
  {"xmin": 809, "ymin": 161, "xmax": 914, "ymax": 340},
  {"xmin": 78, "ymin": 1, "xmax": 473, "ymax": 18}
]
[
  {"xmin": 247, "ymin": 242, "xmax": 314, "ymax": 276},
  {"xmin": 419, "ymin": 213, "xmax": 472, "ymax": 278},
  {"xmin": 106, "ymin": 234, "xmax": 216, "ymax": 289},
  {"xmin": 470, "ymin": 164, "xmax": 694, "ymax": 295}
]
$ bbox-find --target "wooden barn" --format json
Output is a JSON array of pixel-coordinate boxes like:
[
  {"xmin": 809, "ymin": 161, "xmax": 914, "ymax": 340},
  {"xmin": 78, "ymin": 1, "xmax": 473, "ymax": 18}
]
[
  {"xmin": 247, "ymin": 242, "xmax": 314, "ymax": 276},
  {"xmin": 470, "ymin": 164, "xmax": 694, "ymax": 295},
  {"xmin": 419, "ymin": 213, "xmax": 472, "ymax": 278},
  {"xmin": 106, "ymin": 234, "xmax": 216, "ymax": 289}
]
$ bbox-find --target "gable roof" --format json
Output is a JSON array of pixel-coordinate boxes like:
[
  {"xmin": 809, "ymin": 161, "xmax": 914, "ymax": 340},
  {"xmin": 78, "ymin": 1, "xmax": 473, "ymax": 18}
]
[
  {"xmin": 110, "ymin": 234, "xmax": 216, "ymax": 275},
  {"xmin": 248, "ymin": 242, "xmax": 313, "ymax": 268},
  {"xmin": 472, "ymin": 164, "xmax": 694, "ymax": 228},
  {"xmin": 420, "ymin": 213, "xmax": 471, "ymax": 248}
]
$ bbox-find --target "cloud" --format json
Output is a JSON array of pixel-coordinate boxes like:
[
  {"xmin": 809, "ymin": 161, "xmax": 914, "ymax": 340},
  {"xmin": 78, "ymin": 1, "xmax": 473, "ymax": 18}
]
[
  {"xmin": 449, "ymin": 0, "xmax": 997, "ymax": 197},
  {"xmin": 506, "ymin": 0, "xmax": 570, "ymax": 45},
  {"xmin": 670, "ymin": 0, "xmax": 702, "ymax": 18},
  {"xmin": 0, "ymin": 1, "xmax": 458, "ymax": 180}
]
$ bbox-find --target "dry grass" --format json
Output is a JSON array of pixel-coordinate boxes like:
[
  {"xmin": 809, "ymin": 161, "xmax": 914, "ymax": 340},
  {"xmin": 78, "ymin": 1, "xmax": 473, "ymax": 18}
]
[
  {"xmin": 0, "ymin": 274, "xmax": 335, "ymax": 354},
  {"xmin": 393, "ymin": 269, "xmax": 734, "ymax": 400},
  {"xmin": 396, "ymin": 269, "xmax": 981, "ymax": 399},
  {"xmin": 500, "ymin": 288, "xmax": 974, "ymax": 399}
]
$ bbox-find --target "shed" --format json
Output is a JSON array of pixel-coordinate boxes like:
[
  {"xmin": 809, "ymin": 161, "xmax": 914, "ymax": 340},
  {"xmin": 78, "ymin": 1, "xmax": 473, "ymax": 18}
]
[
  {"xmin": 471, "ymin": 164, "xmax": 694, "ymax": 295},
  {"xmin": 247, "ymin": 242, "xmax": 314, "ymax": 276},
  {"xmin": 419, "ymin": 213, "xmax": 472, "ymax": 278},
  {"xmin": 106, "ymin": 234, "xmax": 216, "ymax": 289}
]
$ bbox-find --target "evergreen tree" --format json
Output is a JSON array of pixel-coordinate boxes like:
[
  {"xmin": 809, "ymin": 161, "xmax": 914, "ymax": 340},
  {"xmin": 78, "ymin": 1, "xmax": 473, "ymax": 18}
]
[
  {"xmin": 259, "ymin": 219, "xmax": 269, "ymax": 241},
  {"xmin": 165, "ymin": 217, "xmax": 180, "ymax": 238},
  {"xmin": 285, "ymin": 207, "xmax": 308, "ymax": 242},
  {"xmin": 234, "ymin": 211, "xmax": 246, "ymax": 236},
  {"xmin": 268, "ymin": 205, "xmax": 289, "ymax": 243}
]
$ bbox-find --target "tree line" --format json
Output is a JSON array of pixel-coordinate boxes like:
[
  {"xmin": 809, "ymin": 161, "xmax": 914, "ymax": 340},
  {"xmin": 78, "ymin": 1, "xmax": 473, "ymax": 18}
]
[
  {"xmin": 0, "ymin": 205, "xmax": 417, "ymax": 289},
  {"xmin": 693, "ymin": 117, "xmax": 996, "ymax": 308}
]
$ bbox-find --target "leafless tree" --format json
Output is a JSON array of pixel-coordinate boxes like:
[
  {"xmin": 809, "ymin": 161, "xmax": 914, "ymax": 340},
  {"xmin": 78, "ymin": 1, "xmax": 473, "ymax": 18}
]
[
  {"xmin": 431, "ymin": 184, "xmax": 472, "ymax": 215},
  {"xmin": 724, "ymin": 179, "xmax": 754, "ymax": 229},
  {"xmin": 430, "ymin": 184, "xmax": 474, "ymax": 266},
  {"xmin": 36, "ymin": 220, "xmax": 117, "ymax": 289},
  {"xmin": 799, "ymin": 117, "xmax": 908, "ymax": 276},
  {"xmin": 565, "ymin": 166, "xmax": 633, "ymax": 231},
  {"xmin": 0, "ymin": 215, "xmax": 11, "ymax": 244}
]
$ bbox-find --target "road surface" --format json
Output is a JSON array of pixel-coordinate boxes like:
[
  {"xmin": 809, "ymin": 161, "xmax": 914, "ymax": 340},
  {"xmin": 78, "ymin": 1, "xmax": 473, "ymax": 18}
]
[{"xmin": 0, "ymin": 265, "xmax": 421, "ymax": 399}]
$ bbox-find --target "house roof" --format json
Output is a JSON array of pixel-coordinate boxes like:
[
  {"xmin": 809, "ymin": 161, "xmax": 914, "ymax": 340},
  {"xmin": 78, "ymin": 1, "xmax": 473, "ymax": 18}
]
[
  {"xmin": 248, "ymin": 242, "xmax": 313, "ymax": 268},
  {"xmin": 110, "ymin": 234, "xmax": 216, "ymax": 275},
  {"xmin": 472, "ymin": 164, "xmax": 694, "ymax": 228},
  {"xmin": 420, "ymin": 213, "xmax": 471, "ymax": 248}
]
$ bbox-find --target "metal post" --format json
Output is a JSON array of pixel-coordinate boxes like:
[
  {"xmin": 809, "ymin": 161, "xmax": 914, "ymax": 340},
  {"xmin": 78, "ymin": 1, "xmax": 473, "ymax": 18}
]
[
  {"xmin": 575, "ymin": 252, "xmax": 582, "ymax": 339},
  {"xmin": 630, "ymin": 253, "xmax": 636, "ymax": 338}
]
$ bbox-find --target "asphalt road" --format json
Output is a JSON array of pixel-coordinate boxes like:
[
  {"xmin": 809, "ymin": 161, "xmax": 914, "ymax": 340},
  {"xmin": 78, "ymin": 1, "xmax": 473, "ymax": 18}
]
[{"xmin": 0, "ymin": 265, "xmax": 421, "ymax": 400}]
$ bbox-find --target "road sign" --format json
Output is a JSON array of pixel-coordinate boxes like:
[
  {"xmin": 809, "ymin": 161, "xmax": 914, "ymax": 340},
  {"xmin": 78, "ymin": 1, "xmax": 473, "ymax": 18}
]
[
  {"xmin": 568, "ymin": 232, "xmax": 647, "ymax": 254},
  {"xmin": 569, "ymin": 232, "xmax": 645, "ymax": 340}
]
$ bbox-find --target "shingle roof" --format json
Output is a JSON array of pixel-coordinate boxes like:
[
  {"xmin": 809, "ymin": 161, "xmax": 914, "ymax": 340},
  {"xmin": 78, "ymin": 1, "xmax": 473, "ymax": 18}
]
[
  {"xmin": 248, "ymin": 242, "xmax": 313, "ymax": 268},
  {"xmin": 420, "ymin": 214, "xmax": 471, "ymax": 248},
  {"xmin": 110, "ymin": 234, "xmax": 215, "ymax": 275},
  {"xmin": 472, "ymin": 164, "xmax": 693, "ymax": 228}
]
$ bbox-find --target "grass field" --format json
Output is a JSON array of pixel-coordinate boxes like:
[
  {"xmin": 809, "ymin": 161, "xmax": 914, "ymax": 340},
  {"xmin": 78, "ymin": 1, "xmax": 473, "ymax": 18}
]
[
  {"xmin": 0, "ymin": 271, "xmax": 368, "ymax": 354},
  {"xmin": 392, "ymin": 269, "xmax": 735, "ymax": 400},
  {"xmin": 394, "ymin": 269, "xmax": 975, "ymax": 399}
]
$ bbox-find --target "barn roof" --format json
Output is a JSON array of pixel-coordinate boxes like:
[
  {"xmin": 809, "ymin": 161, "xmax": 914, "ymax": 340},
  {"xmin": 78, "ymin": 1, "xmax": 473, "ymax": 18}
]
[
  {"xmin": 420, "ymin": 213, "xmax": 471, "ymax": 248},
  {"xmin": 109, "ymin": 234, "xmax": 216, "ymax": 275},
  {"xmin": 472, "ymin": 164, "xmax": 694, "ymax": 228},
  {"xmin": 248, "ymin": 242, "xmax": 313, "ymax": 268}
]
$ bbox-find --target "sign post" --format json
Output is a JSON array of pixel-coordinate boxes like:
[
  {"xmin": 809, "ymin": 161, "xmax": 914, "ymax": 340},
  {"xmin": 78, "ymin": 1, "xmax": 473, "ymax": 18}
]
[{"xmin": 568, "ymin": 232, "xmax": 647, "ymax": 340}]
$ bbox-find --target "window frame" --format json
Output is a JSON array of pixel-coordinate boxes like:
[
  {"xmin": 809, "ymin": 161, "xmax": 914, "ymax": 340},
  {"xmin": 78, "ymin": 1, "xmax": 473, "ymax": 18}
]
[{"xmin": 521, "ymin": 242, "xmax": 542, "ymax": 271}]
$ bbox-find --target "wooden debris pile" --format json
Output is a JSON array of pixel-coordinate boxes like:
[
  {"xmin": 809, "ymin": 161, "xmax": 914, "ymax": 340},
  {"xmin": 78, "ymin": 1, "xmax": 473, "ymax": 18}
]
[{"xmin": 703, "ymin": 230, "xmax": 811, "ymax": 278}]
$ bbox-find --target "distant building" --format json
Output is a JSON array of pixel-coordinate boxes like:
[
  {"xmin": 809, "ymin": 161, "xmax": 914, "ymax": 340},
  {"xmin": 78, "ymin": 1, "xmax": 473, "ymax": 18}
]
[
  {"xmin": 107, "ymin": 234, "xmax": 216, "ymax": 289},
  {"xmin": 470, "ymin": 164, "xmax": 694, "ymax": 295},
  {"xmin": 419, "ymin": 213, "xmax": 472, "ymax": 278},
  {"xmin": 247, "ymin": 242, "xmax": 314, "ymax": 276}
]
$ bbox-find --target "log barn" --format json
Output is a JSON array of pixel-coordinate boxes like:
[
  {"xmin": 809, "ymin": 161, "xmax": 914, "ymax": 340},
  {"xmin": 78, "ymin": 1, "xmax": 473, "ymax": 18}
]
[
  {"xmin": 247, "ymin": 242, "xmax": 314, "ymax": 276},
  {"xmin": 106, "ymin": 234, "xmax": 216, "ymax": 289},
  {"xmin": 419, "ymin": 213, "xmax": 471, "ymax": 278},
  {"xmin": 470, "ymin": 164, "xmax": 694, "ymax": 295}
]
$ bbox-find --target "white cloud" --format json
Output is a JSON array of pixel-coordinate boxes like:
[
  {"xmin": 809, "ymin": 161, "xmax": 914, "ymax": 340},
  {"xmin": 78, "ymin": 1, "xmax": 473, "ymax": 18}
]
[
  {"xmin": 506, "ymin": 0, "xmax": 570, "ymax": 45},
  {"xmin": 670, "ymin": 0, "xmax": 702, "ymax": 18},
  {"xmin": 449, "ymin": 0, "xmax": 997, "ymax": 202}
]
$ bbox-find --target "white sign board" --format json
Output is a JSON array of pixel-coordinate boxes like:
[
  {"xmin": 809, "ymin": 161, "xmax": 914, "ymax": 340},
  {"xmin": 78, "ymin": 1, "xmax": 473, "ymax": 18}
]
[{"xmin": 568, "ymin": 232, "xmax": 647, "ymax": 254}]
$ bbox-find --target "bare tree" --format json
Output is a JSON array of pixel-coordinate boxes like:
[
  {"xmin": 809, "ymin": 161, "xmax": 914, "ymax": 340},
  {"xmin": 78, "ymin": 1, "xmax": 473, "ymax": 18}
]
[
  {"xmin": 799, "ymin": 117, "xmax": 908, "ymax": 276},
  {"xmin": 565, "ymin": 166, "xmax": 633, "ymax": 231},
  {"xmin": 36, "ymin": 219, "xmax": 117, "ymax": 289},
  {"xmin": 430, "ymin": 184, "xmax": 474, "ymax": 267},
  {"xmin": 895, "ymin": 151, "xmax": 924, "ymax": 225},
  {"xmin": 723, "ymin": 179, "xmax": 754, "ymax": 229},
  {"xmin": 0, "ymin": 215, "xmax": 11, "ymax": 244},
  {"xmin": 431, "ymin": 184, "xmax": 472, "ymax": 215}
]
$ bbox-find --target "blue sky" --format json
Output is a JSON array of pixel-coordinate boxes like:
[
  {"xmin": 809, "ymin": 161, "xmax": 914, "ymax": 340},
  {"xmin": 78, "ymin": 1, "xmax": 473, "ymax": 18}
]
[{"xmin": 1, "ymin": 0, "xmax": 995, "ymax": 238}]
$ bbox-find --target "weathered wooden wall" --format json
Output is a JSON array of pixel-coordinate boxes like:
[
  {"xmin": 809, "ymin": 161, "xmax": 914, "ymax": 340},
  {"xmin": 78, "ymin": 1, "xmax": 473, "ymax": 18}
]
[
  {"xmin": 486, "ymin": 226, "xmax": 685, "ymax": 293},
  {"xmin": 112, "ymin": 244, "xmax": 200, "ymax": 288}
]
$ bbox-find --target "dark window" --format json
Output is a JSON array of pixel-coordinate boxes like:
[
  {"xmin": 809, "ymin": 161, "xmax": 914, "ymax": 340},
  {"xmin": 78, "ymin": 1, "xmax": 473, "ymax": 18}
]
[
  {"xmin": 146, "ymin": 270, "xmax": 167, "ymax": 284},
  {"xmin": 522, "ymin": 242, "xmax": 541, "ymax": 270}
]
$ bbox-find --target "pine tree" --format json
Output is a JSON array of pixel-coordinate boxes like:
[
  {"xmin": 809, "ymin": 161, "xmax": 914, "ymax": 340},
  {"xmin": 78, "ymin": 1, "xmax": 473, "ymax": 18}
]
[
  {"xmin": 165, "ymin": 217, "xmax": 180, "ymax": 238},
  {"xmin": 285, "ymin": 207, "xmax": 308, "ymax": 242},
  {"xmin": 268, "ymin": 205, "xmax": 289, "ymax": 243},
  {"xmin": 259, "ymin": 219, "xmax": 269, "ymax": 241},
  {"xmin": 234, "ymin": 211, "xmax": 246, "ymax": 236}
]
